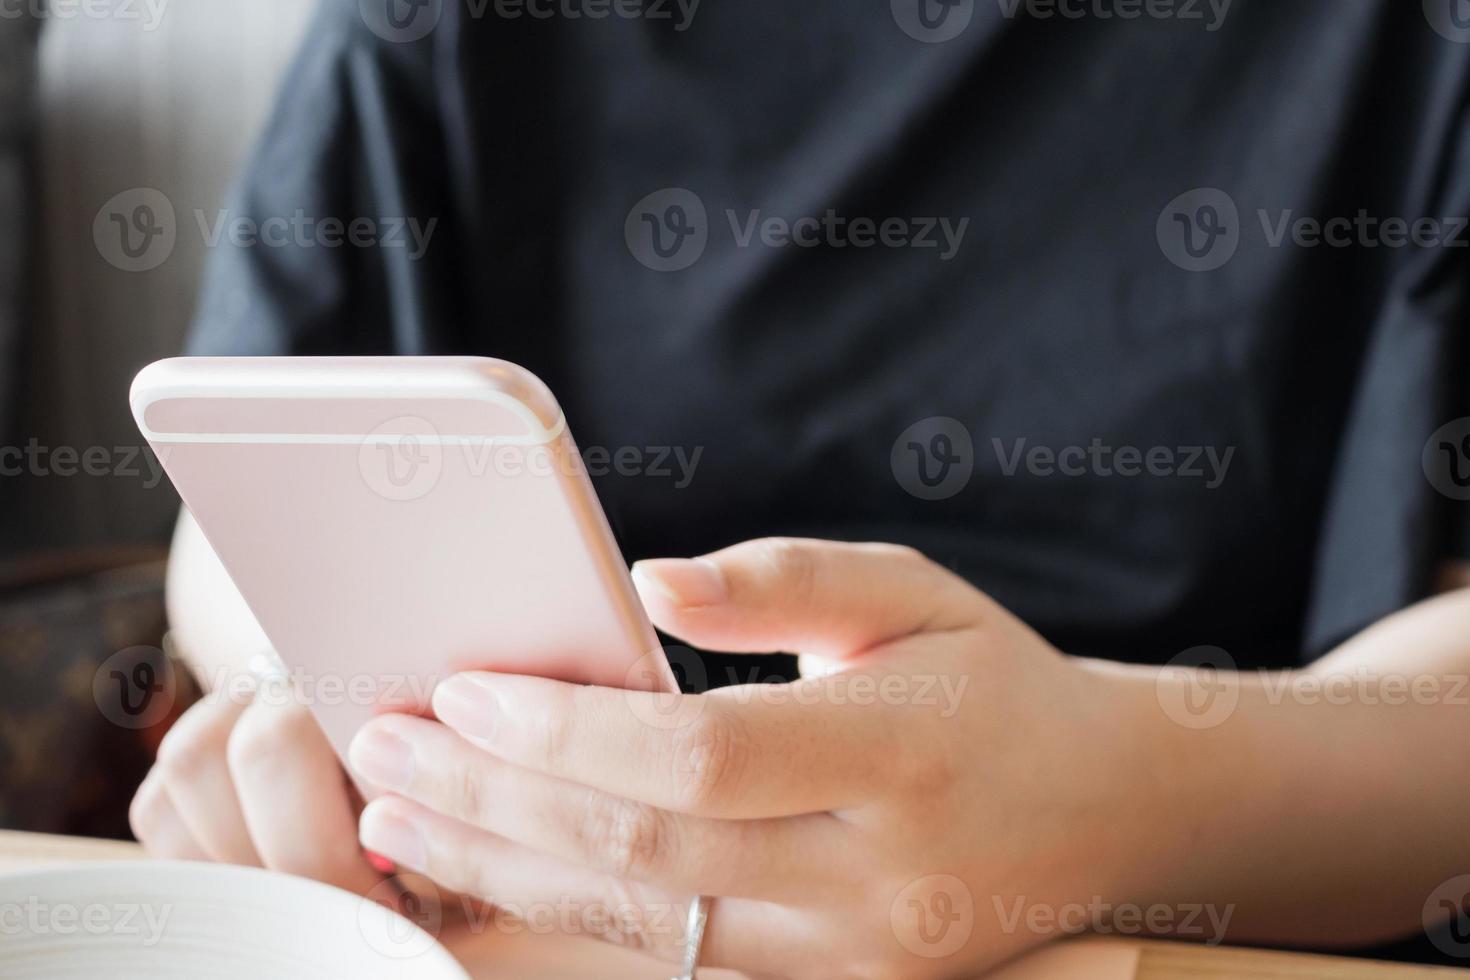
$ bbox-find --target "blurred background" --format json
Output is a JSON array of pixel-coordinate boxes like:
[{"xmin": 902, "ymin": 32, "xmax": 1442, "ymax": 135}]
[{"xmin": 0, "ymin": 0, "xmax": 315, "ymax": 837}]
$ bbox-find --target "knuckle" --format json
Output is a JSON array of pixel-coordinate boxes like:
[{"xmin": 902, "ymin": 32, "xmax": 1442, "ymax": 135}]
[
  {"xmin": 154, "ymin": 724, "xmax": 214, "ymax": 783},
  {"xmin": 449, "ymin": 762, "xmax": 490, "ymax": 825},
  {"xmin": 875, "ymin": 541, "xmax": 930, "ymax": 568},
  {"xmin": 538, "ymin": 686, "xmax": 586, "ymax": 771},
  {"xmin": 904, "ymin": 738, "xmax": 959, "ymax": 795},
  {"xmin": 225, "ymin": 703, "xmax": 297, "ymax": 776},
  {"xmin": 756, "ymin": 537, "xmax": 820, "ymax": 599},
  {"xmin": 582, "ymin": 796, "xmax": 666, "ymax": 881},
  {"xmin": 669, "ymin": 710, "xmax": 746, "ymax": 813}
]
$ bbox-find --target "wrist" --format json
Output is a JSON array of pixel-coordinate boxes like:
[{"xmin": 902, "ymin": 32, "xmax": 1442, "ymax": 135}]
[{"xmin": 1066, "ymin": 657, "xmax": 1288, "ymax": 915}]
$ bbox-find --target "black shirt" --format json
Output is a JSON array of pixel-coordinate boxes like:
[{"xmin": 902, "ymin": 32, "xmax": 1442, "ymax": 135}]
[{"xmin": 189, "ymin": 0, "xmax": 1470, "ymax": 670}]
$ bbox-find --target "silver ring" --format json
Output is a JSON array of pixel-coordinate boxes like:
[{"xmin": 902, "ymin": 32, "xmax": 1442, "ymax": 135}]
[{"xmin": 672, "ymin": 895, "xmax": 711, "ymax": 980}]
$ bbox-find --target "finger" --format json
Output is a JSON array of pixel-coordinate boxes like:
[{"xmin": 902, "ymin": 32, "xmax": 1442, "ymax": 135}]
[
  {"xmin": 360, "ymin": 795, "xmax": 793, "ymax": 974},
  {"xmin": 129, "ymin": 773, "xmax": 210, "ymax": 861},
  {"xmin": 226, "ymin": 695, "xmax": 382, "ymax": 895},
  {"xmin": 432, "ymin": 668, "xmax": 905, "ymax": 818},
  {"xmin": 153, "ymin": 693, "xmax": 261, "ymax": 865},
  {"xmin": 348, "ymin": 714, "xmax": 838, "ymax": 899},
  {"xmin": 632, "ymin": 538, "xmax": 985, "ymax": 661}
]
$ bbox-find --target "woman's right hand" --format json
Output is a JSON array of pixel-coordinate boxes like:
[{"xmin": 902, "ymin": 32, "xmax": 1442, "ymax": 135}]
[{"xmin": 129, "ymin": 684, "xmax": 384, "ymax": 896}]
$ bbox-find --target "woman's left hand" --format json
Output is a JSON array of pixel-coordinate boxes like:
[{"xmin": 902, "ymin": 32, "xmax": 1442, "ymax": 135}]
[{"xmin": 347, "ymin": 538, "xmax": 1141, "ymax": 978}]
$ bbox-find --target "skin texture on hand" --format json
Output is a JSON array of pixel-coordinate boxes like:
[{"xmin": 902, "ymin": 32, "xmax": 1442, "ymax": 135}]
[
  {"xmin": 138, "ymin": 519, "xmax": 1470, "ymax": 977},
  {"xmin": 348, "ymin": 539, "xmax": 1145, "ymax": 977}
]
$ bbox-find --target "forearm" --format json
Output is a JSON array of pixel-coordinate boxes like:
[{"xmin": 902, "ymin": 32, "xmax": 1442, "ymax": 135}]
[
  {"xmin": 165, "ymin": 508, "xmax": 272, "ymax": 690},
  {"xmin": 1088, "ymin": 580, "xmax": 1470, "ymax": 947}
]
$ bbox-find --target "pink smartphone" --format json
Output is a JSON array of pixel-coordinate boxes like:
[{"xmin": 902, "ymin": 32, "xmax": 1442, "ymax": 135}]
[{"xmin": 131, "ymin": 356, "xmax": 676, "ymax": 759}]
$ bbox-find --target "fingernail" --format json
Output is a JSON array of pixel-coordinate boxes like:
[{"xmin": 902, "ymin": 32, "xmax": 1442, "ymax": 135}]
[
  {"xmin": 348, "ymin": 728, "xmax": 415, "ymax": 792},
  {"xmin": 632, "ymin": 558, "xmax": 727, "ymax": 607},
  {"xmin": 359, "ymin": 808, "xmax": 427, "ymax": 873},
  {"xmin": 432, "ymin": 675, "xmax": 500, "ymax": 741}
]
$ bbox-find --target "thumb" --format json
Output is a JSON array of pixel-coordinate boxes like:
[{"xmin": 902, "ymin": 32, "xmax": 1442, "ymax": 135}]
[{"xmin": 631, "ymin": 538, "xmax": 984, "ymax": 662}]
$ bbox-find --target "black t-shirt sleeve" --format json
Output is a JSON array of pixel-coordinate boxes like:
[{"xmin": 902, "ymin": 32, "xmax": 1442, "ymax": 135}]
[{"xmin": 186, "ymin": 1, "xmax": 460, "ymax": 358}]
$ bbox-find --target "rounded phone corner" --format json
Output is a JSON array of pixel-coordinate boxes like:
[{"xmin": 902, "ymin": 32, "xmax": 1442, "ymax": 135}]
[{"xmin": 461, "ymin": 358, "xmax": 564, "ymax": 434}]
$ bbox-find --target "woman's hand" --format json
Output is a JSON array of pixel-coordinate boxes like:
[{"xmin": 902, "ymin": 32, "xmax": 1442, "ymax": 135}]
[
  {"xmin": 130, "ymin": 683, "xmax": 384, "ymax": 897},
  {"xmin": 348, "ymin": 538, "xmax": 1142, "ymax": 978}
]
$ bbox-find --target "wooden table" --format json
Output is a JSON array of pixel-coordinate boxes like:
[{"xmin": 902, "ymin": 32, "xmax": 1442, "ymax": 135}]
[{"xmin": 1, "ymin": 830, "xmax": 1462, "ymax": 979}]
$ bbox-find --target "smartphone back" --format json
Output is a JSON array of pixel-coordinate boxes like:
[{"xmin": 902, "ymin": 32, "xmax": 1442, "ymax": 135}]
[{"xmin": 132, "ymin": 357, "xmax": 673, "ymax": 756}]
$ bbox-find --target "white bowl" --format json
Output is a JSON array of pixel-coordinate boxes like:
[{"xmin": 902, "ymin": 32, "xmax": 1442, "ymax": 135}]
[{"xmin": 0, "ymin": 860, "xmax": 470, "ymax": 979}]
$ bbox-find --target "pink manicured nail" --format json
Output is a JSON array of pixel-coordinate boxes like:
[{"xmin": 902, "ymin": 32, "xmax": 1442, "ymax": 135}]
[
  {"xmin": 631, "ymin": 558, "xmax": 727, "ymax": 607},
  {"xmin": 348, "ymin": 728, "xmax": 415, "ymax": 792},
  {"xmin": 360, "ymin": 808, "xmax": 427, "ymax": 873},
  {"xmin": 433, "ymin": 675, "xmax": 500, "ymax": 741}
]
